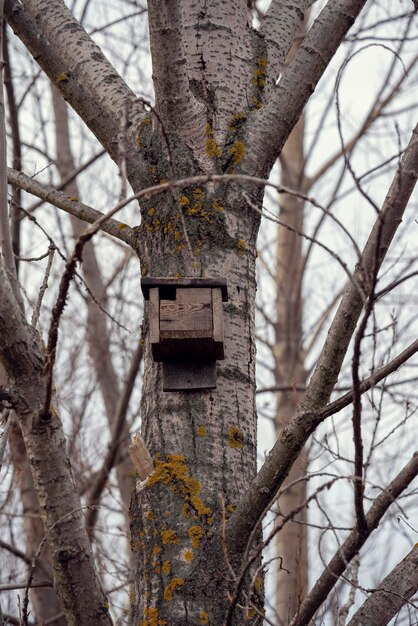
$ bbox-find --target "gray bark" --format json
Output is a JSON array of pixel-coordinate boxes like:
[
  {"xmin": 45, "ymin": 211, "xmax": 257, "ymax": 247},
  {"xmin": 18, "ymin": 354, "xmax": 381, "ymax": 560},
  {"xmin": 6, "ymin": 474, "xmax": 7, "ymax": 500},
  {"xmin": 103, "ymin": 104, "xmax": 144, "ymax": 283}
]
[
  {"xmin": 0, "ymin": 263, "xmax": 112, "ymax": 626},
  {"xmin": 8, "ymin": 425, "xmax": 67, "ymax": 626},
  {"xmin": 6, "ymin": 167, "xmax": 135, "ymax": 246},
  {"xmin": 260, "ymin": 0, "xmax": 310, "ymax": 100},
  {"xmin": 347, "ymin": 545, "xmax": 418, "ymax": 626},
  {"xmin": 274, "ymin": 11, "xmax": 310, "ymax": 618},
  {"xmin": 5, "ymin": 0, "xmax": 146, "ymax": 175},
  {"xmin": 245, "ymin": 0, "xmax": 368, "ymax": 176},
  {"xmin": 274, "ymin": 116, "xmax": 308, "ymax": 622}
]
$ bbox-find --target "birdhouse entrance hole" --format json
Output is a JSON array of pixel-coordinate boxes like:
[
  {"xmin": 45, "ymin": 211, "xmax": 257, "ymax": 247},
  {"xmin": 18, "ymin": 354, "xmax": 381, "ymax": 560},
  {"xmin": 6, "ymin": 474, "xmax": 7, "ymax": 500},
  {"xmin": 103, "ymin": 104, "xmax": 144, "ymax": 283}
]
[{"xmin": 141, "ymin": 277, "xmax": 228, "ymax": 391}]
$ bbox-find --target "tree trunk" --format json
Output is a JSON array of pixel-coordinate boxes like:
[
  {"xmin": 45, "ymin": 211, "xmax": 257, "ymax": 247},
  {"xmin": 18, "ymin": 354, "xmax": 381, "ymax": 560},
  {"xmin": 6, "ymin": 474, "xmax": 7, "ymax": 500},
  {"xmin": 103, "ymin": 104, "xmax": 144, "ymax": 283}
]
[
  {"xmin": 274, "ymin": 113, "xmax": 308, "ymax": 622},
  {"xmin": 51, "ymin": 86, "xmax": 133, "ymax": 525},
  {"xmin": 0, "ymin": 264, "xmax": 112, "ymax": 626},
  {"xmin": 130, "ymin": 178, "xmax": 261, "ymax": 624},
  {"xmin": 274, "ymin": 11, "xmax": 310, "ymax": 620},
  {"xmin": 9, "ymin": 425, "xmax": 67, "ymax": 626}
]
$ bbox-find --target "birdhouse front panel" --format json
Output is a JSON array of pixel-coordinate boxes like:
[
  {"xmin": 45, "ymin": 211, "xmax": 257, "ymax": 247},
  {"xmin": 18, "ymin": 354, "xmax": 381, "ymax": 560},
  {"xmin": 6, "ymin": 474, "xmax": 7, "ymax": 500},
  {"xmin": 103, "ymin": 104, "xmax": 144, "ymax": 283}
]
[{"xmin": 160, "ymin": 288, "xmax": 216, "ymax": 360}]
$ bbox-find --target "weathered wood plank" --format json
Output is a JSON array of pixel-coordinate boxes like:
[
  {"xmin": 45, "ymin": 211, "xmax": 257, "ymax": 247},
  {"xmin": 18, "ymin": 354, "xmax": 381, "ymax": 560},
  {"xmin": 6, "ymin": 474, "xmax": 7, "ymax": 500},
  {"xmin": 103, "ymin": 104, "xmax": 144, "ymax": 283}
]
[
  {"xmin": 163, "ymin": 360, "xmax": 217, "ymax": 391},
  {"xmin": 149, "ymin": 288, "xmax": 162, "ymax": 361},
  {"xmin": 160, "ymin": 288, "xmax": 212, "ymax": 334},
  {"xmin": 212, "ymin": 288, "xmax": 225, "ymax": 359},
  {"xmin": 141, "ymin": 277, "xmax": 228, "ymax": 301}
]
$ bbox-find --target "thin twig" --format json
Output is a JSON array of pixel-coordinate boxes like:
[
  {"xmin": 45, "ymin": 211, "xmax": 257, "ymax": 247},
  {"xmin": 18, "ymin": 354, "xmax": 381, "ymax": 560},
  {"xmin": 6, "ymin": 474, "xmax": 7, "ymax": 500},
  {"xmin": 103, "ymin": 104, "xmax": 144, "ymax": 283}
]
[
  {"xmin": 31, "ymin": 243, "xmax": 55, "ymax": 328},
  {"xmin": 0, "ymin": 580, "xmax": 53, "ymax": 591}
]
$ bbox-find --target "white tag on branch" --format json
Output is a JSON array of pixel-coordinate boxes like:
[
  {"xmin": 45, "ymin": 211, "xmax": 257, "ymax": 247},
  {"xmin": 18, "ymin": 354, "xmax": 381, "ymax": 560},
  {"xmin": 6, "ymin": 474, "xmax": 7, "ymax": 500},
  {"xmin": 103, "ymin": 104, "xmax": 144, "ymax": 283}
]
[{"xmin": 128, "ymin": 432, "xmax": 154, "ymax": 483}]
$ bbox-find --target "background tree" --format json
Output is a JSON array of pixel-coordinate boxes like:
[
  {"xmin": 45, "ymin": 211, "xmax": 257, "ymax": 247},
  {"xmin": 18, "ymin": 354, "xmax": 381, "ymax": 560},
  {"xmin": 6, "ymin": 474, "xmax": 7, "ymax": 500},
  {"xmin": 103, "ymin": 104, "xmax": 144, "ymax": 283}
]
[{"xmin": 0, "ymin": 1, "xmax": 417, "ymax": 625}]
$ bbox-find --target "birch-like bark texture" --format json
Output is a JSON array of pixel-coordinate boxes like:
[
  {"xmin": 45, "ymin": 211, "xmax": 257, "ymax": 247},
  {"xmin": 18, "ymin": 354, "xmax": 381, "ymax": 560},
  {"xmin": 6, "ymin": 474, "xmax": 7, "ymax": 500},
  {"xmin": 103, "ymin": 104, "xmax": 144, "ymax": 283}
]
[
  {"xmin": 7, "ymin": 425, "xmax": 67, "ymax": 625},
  {"xmin": 147, "ymin": 0, "xmax": 255, "ymax": 167},
  {"xmin": 1, "ymin": 21, "xmax": 65, "ymax": 619},
  {"xmin": 0, "ymin": 264, "xmax": 112, "ymax": 626},
  {"xmin": 2, "ymin": 24, "xmax": 21, "ymax": 268},
  {"xmin": 0, "ymin": 2, "xmax": 20, "ymax": 305},
  {"xmin": 6, "ymin": 168, "xmax": 135, "ymax": 246},
  {"xmin": 4, "ymin": 0, "xmax": 146, "ymax": 176},
  {"xmin": 259, "ymin": 0, "xmax": 310, "ymax": 99},
  {"xmin": 347, "ymin": 544, "xmax": 418, "ymax": 626},
  {"xmin": 244, "ymin": 0, "xmax": 368, "ymax": 176},
  {"xmin": 127, "ymin": 5, "xmax": 262, "ymax": 622}
]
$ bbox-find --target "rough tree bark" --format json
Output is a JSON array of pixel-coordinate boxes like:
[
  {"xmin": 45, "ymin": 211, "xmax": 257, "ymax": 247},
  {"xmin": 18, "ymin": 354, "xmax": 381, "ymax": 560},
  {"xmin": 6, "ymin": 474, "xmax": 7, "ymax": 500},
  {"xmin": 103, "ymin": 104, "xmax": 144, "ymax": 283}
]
[
  {"xmin": 347, "ymin": 544, "xmax": 418, "ymax": 626},
  {"xmin": 0, "ymin": 261, "xmax": 112, "ymax": 626},
  {"xmin": 1, "ymin": 12, "xmax": 66, "ymax": 626}
]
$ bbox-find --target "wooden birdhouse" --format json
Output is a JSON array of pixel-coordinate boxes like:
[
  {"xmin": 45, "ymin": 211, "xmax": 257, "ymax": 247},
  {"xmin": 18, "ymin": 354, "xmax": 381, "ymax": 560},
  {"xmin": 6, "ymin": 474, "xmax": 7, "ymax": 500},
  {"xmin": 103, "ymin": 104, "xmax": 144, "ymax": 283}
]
[{"xmin": 141, "ymin": 277, "xmax": 228, "ymax": 391}]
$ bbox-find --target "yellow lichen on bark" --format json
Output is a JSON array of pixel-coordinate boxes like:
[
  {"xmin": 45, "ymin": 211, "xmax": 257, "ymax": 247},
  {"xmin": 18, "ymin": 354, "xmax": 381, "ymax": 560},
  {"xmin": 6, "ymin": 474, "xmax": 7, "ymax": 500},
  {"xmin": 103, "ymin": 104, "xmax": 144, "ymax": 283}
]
[
  {"xmin": 228, "ymin": 112, "xmax": 247, "ymax": 130},
  {"xmin": 137, "ymin": 117, "xmax": 152, "ymax": 146},
  {"xmin": 199, "ymin": 610, "xmax": 209, "ymax": 624},
  {"xmin": 178, "ymin": 195, "xmax": 189, "ymax": 207},
  {"xmin": 212, "ymin": 198, "xmax": 224, "ymax": 212},
  {"xmin": 205, "ymin": 137, "xmax": 222, "ymax": 159},
  {"xmin": 163, "ymin": 578, "xmax": 184, "ymax": 601},
  {"xmin": 228, "ymin": 141, "xmax": 245, "ymax": 165},
  {"xmin": 181, "ymin": 548, "xmax": 194, "ymax": 562},
  {"xmin": 140, "ymin": 606, "xmax": 168, "ymax": 626},
  {"xmin": 228, "ymin": 426, "xmax": 244, "ymax": 449},
  {"xmin": 147, "ymin": 455, "xmax": 212, "ymax": 520},
  {"xmin": 236, "ymin": 239, "xmax": 246, "ymax": 255},
  {"xmin": 188, "ymin": 525, "xmax": 205, "ymax": 548},
  {"xmin": 192, "ymin": 187, "xmax": 205, "ymax": 200},
  {"xmin": 161, "ymin": 529, "xmax": 179, "ymax": 545}
]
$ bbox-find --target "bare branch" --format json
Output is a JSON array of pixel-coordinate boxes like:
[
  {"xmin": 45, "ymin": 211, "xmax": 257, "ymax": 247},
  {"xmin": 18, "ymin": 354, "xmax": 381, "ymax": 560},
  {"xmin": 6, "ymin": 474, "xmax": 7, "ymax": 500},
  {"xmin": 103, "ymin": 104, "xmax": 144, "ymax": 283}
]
[
  {"xmin": 224, "ymin": 123, "xmax": 418, "ymax": 558},
  {"xmin": 289, "ymin": 453, "xmax": 418, "ymax": 626},
  {"xmin": 4, "ymin": 0, "xmax": 147, "ymax": 174},
  {"xmin": 0, "ymin": 260, "xmax": 112, "ymax": 626},
  {"xmin": 245, "ymin": 0, "xmax": 369, "ymax": 176},
  {"xmin": 0, "ymin": 7, "xmax": 21, "ymax": 307},
  {"xmin": 31, "ymin": 243, "xmax": 55, "ymax": 328},
  {"xmin": 86, "ymin": 340, "xmax": 143, "ymax": 536},
  {"xmin": 0, "ymin": 410, "xmax": 13, "ymax": 473},
  {"xmin": 307, "ymin": 52, "xmax": 418, "ymax": 188},
  {"xmin": 321, "ymin": 336, "xmax": 418, "ymax": 419},
  {"xmin": 7, "ymin": 167, "xmax": 134, "ymax": 245},
  {"xmin": 347, "ymin": 545, "xmax": 418, "ymax": 626},
  {"xmin": 0, "ymin": 580, "xmax": 53, "ymax": 591}
]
